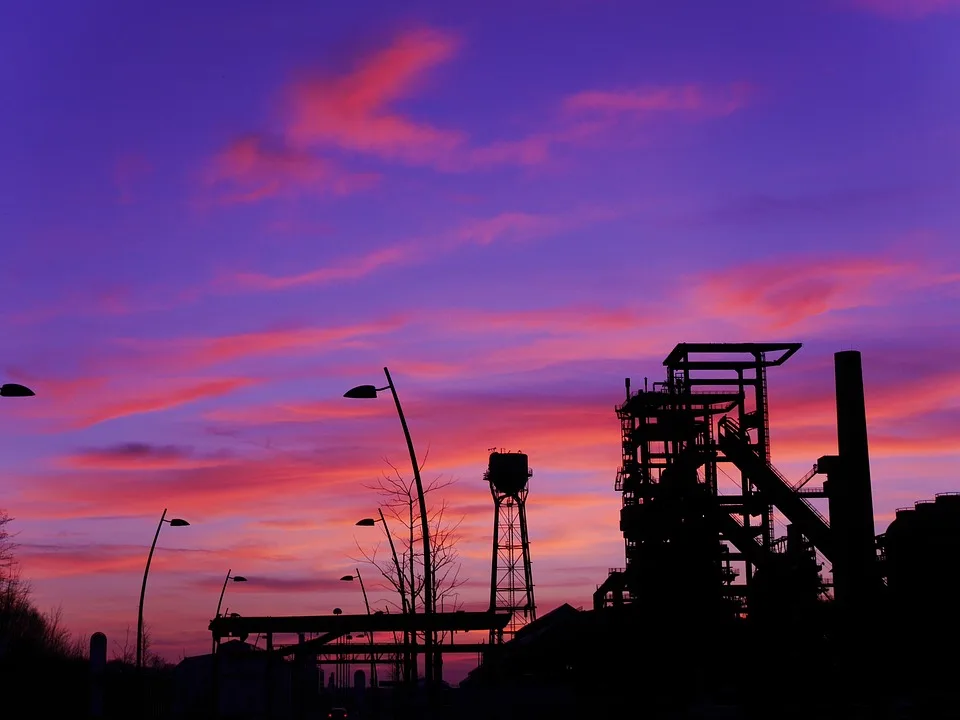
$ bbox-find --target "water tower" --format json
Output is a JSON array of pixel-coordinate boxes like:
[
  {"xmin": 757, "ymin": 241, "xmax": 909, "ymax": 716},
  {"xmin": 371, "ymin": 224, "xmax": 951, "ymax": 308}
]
[{"xmin": 485, "ymin": 450, "xmax": 536, "ymax": 642}]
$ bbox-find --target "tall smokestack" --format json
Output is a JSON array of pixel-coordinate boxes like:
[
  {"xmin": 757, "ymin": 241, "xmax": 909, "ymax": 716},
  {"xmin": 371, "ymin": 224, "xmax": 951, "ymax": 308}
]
[{"xmin": 830, "ymin": 350, "xmax": 878, "ymax": 605}]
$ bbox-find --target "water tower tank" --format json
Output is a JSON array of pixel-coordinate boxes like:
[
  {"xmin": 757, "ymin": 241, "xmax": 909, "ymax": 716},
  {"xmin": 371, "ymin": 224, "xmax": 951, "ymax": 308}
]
[{"xmin": 487, "ymin": 452, "xmax": 530, "ymax": 496}]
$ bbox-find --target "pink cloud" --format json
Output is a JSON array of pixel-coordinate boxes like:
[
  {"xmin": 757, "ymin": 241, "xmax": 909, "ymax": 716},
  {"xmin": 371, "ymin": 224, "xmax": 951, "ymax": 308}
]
[
  {"xmin": 5, "ymin": 375, "xmax": 258, "ymax": 432},
  {"xmin": 689, "ymin": 253, "xmax": 922, "ymax": 330},
  {"xmin": 847, "ymin": 0, "xmax": 960, "ymax": 18},
  {"xmin": 17, "ymin": 541, "xmax": 299, "ymax": 580},
  {"xmin": 229, "ymin": 205, "xmax": 622, "ymax": 292},
  {"xmin": 232, "ymin": 243, "xmax": 419, "ymax": 290},
  {"xmin": 198, "ymin": 27, "xmax": 753, "ymax": 203},
  {"xmin": 16, "ymin": 451, "xmax": 393, "ymax": 521},
  {"xmin": 286, "ymin": 28, "xmax": 464, "ymax": 165},
  {"xmin": 70, "ymin": 377, "xmax": 257, "ymax": 429},
  {"xmin": 564, "ymin": 82, "xmax": 753, "ymax": 118},
  {"xmin": 114, "ymin": 316, "xmax": 408, "ymax": 370},
  {"xmin": 203, "ymin": 134, "xmax": 379, "ymax": 204}
]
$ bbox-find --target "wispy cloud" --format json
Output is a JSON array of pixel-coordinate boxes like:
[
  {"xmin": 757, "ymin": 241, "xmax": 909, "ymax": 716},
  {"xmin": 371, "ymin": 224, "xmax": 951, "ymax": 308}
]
[
  {"xmin": 69, "ymin": 378, "xmax": 257, "ymax": 430},
  {"xmin": 203, "ymin": 134, "xmax": 379, "ymax": 205},
  {"xmin": 227, "ymin": 205, "xmax": 621, "ymax": 292},
  {"xmin": 563, "ymin": 82, "xmax": 752, "ymax": 118},
  {"xmin": 687, "ymin": 250, "xmax": 958, "ymax": 331}
]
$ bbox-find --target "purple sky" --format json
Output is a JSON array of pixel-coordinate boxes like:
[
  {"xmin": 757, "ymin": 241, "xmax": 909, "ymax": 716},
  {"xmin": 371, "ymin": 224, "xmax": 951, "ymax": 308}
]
[{"xmin": 1, "ymin": 0, "xmax": 959, "ymax": 682}]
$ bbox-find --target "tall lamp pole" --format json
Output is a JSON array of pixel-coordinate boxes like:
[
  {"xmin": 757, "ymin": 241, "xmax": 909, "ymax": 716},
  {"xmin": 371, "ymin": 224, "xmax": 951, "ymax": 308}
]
[
  {"xmin": 137, "ymin": 509, "xmax": 189, "ymax": 671},
  {"xmin": 345, "ymin": 367, "xmax": 435, "ymax": 682}
]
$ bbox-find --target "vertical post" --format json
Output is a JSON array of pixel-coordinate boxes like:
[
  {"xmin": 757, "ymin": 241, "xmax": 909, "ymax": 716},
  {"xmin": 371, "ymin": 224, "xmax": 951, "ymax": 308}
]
[
  {"xmin": 408, "ymin": 497, "xmax": 417, "ymax": 682},
  {"xmin": 266, "ymin": 632, "xmax": 274, "ymax": 719},
  {"xmin": 90, "ymin": 632, "xmax": 107, "ymax": 719},
  {"xmin": 383, "ymin": 366, "xmax": 434, "ymax": 683}
]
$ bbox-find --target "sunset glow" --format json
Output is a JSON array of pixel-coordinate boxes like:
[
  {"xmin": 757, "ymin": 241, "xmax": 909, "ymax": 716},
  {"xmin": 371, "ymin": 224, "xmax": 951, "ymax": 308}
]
[{"xmin": 2, "ymin": 0, "xmax": 958, "ymax": 682}]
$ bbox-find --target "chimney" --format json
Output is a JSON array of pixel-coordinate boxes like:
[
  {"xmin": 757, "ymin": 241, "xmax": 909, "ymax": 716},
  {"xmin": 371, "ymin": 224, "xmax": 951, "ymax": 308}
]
[{"xmin": 829, "ymin": 350, "xmax": 878, "ymax": 605}]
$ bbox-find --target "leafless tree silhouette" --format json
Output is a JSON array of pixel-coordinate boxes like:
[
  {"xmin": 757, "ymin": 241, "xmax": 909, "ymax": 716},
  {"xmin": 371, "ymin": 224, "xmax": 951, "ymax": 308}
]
[{"xmin": 353, "ymin": 457, "xmax": 467, "ymax": 642}]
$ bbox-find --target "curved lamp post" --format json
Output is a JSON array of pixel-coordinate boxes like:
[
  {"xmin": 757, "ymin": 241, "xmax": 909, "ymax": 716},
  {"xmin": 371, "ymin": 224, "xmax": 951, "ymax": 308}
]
[
  {"xmin": 341, "ymin": 569, "xmax": 376, "ymax": 687},
  {"xmin": 1, "ymin": 383, "xmax": 35, "ymax": 397},
  {"xmin": 213, "ymin": 570, "xmax": 247, "ymax": 653},
  {"xmin": 137, "ymin": 509, "xmax": 189, "ymax": 672},
  {"xmin": 345, "ymin": 367, "xmax": 435, "ymax": 682},
  {"xmin": 216, "ymin": 570, "xmax": 248, "ymax": 619}
]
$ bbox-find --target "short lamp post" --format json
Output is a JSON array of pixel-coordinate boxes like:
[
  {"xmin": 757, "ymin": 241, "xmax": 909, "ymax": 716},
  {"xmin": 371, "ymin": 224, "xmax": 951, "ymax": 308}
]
[
  {"xmin": 345, "ymin": 367, "xmax": 435, "ymax": 683},
  {"xmin": 213, "ymin": 570, "xmax": 247, "ymax": 653},
  {"xmin": 357, "ymin": 510, "xmax": 411, "ymax": 683},
  {"xmin": 341, "ymin": 570, "xmax": 376, "ymax": 687}
]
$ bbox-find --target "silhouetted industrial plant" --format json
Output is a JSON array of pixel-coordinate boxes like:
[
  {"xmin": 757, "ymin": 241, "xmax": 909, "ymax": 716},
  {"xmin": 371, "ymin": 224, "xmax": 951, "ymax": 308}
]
[{"xmin": 4, "ymin": 343, "xmax": 959, "ymax": 719}]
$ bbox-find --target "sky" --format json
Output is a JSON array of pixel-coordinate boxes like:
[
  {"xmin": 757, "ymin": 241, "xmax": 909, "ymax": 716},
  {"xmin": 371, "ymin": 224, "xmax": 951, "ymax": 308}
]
[{"xmin": 1, "ymin": 0, "xmax": 959, "ymax": 683}]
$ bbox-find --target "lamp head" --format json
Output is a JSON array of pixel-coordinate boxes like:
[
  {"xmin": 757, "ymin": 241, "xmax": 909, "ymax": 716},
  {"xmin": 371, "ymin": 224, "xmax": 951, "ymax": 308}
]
[
  {"xmin": 169, "ymin": 518, "xmax": 190, "ymax": 527},
  {"xmin": 233, "ymin": 576, "xmax": 248, "ymax": 583},
  {"xmin": 343, "ymin": 385, "xmax": 378, "ymax": 399},
  {"xmin": 0, "ymin": 383, "xmax": 35, "ymax": 397},
  {"xmin": 340, "ymin": 575, "xmax": 354, "ymax": 582},
  {"xmin": 355, "ymin": 518, "xmax": 377, "ymax": 527}
]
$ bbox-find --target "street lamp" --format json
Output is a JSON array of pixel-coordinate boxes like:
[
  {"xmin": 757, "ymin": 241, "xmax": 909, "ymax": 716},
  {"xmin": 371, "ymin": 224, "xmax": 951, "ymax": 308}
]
[
  {"xmin": 213, "ymin": 570, "xmax": 248, "ymax": 653},
  {"xmin": 345, "ymin": 367, "xmax": 436, "ymax": 682},
  {"xmin": 357, "ymin": 510, "xmax": 412, "ymax": 684},
  {"xmin": 137, "ymin": 509, "xmax": 189, "ymax": 672},
  {"xmin": 356, "ymin": 511, "xmax": 408, "ymax": 615},
  {"xmin": 341, "ymin": 569, "xmax": 376, "ymax": 687},
  {"xmin": 0, "ymin": 383, "xmax": 35, "ymax": 397}
]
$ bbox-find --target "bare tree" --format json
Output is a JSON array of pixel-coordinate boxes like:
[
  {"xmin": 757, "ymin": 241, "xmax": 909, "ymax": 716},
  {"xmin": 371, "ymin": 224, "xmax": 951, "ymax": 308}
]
[
  {"xmin": 356, "ymin": 459, "xmax": 467, "ymax": 612},
  {"xmin": 111, "ymin": 623, "xmax": 152, "ymax": 665},
  {"xmin": 353, "ymin": 458, "xmax": 467, "ymax": 642}
]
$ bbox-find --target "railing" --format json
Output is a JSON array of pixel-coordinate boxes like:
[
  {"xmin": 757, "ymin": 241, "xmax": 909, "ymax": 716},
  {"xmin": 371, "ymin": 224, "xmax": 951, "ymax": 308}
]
[
  {"xmin": 717, "ymin": 416, "xmax": 830, "ymax": 528},
  {"xmin": 793, "ymin": 464, "xmax": 819, "ymax": 490}
]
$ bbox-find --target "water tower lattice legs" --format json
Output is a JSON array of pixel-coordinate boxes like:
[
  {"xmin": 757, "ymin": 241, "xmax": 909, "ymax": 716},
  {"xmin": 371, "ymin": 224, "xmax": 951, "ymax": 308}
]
[{"xmin": 489, "ymin": 489, "xmax": 536, "ymax": 642}]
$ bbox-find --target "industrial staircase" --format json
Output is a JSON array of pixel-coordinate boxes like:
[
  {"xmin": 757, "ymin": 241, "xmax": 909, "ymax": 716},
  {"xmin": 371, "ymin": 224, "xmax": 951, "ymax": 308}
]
[{"xmin": 717, "ymin": 417, "xmax": 835, "ymax": 562}]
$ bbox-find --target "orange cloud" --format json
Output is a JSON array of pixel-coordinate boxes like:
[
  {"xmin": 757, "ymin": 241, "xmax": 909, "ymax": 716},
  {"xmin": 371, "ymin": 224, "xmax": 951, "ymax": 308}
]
[
  {"xmin": 203, "ymin": 134, "xmax": 379, "ymax": 204},
  {"xmin": 287, "ymin": 28, "xmax": 464, "ymax": 165},
  {"xmin": 847, "ymin": 0, "xmax": 960, "ymax": 18}
]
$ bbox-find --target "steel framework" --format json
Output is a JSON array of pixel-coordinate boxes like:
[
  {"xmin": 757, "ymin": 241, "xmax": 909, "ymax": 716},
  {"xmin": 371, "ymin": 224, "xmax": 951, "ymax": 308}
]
[
  {"xmin": 595, "ymin": 343, "xmax": 879, "ymax": 620},
  {"xmin": 486, "ymin": 451, "xmax": 536, "ymax": 642}
]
